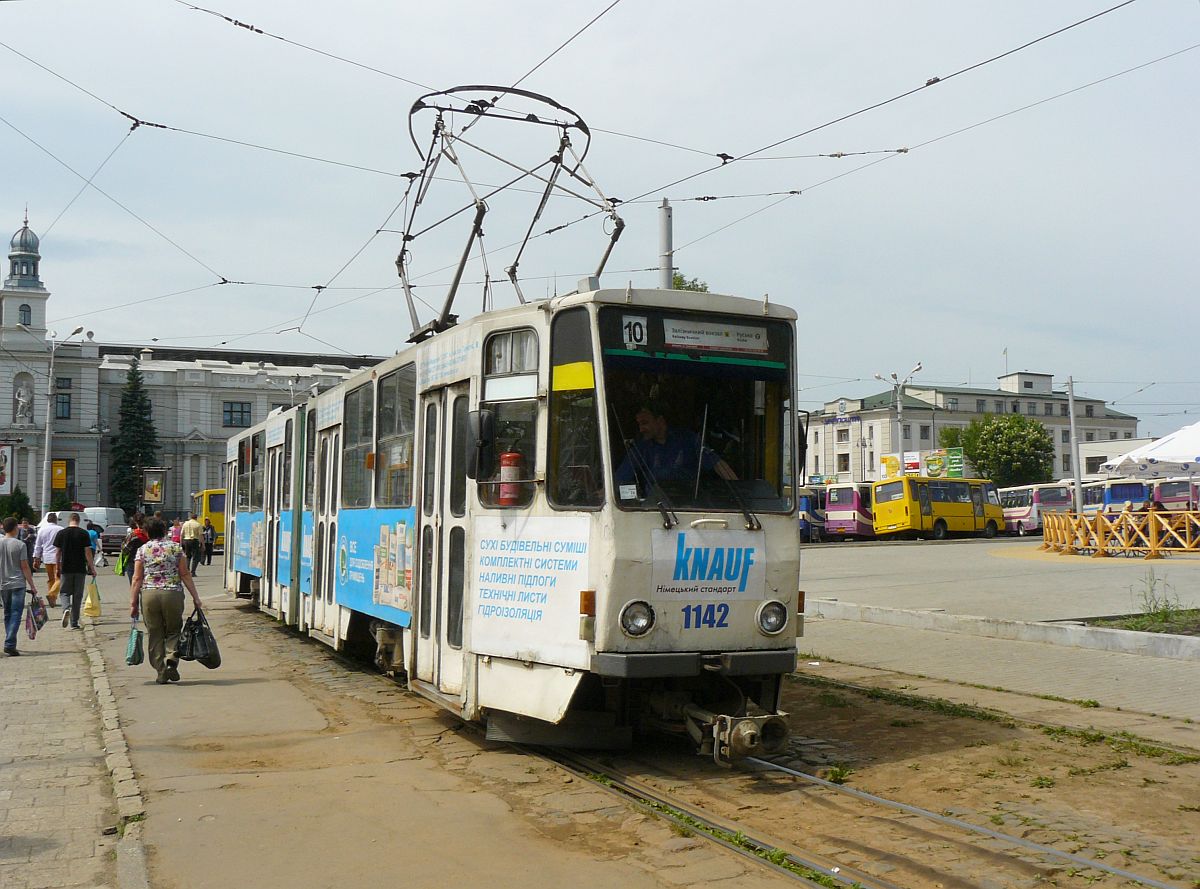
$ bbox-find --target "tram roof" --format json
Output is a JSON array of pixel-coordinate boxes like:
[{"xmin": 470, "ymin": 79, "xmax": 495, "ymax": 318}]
[{"xmin": 553, "ymin": 286, "xmax": 798, "ymax": 321}]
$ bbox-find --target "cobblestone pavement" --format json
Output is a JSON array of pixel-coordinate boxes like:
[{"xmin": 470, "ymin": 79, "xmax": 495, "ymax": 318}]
[{"xmin": 0, "ymin": 597, "xmax": 118, "ymax": 889}]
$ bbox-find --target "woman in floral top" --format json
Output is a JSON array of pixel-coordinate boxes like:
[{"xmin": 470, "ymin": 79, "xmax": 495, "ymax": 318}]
[{"xmin": 129, "ymin": 518, "xmax": 204, "ymax": 684}]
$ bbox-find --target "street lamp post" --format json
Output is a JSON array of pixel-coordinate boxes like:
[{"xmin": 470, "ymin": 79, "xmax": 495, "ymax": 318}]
[
  {"xmin": 874, "ymin": 362, "xmax": 922, "ymax": 464},
  {"xmin": 18, "ymin": 323, "xmax": 84, "ymax": 515}
]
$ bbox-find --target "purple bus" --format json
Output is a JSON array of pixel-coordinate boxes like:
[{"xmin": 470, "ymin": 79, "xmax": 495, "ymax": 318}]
[
  {"xmin": 1152, "ymin": 478, "xmax": 1199, "ymax": 511},
  {"xmin": 825, "ymin": 483, "xmax": 874, "ymax": 539}
]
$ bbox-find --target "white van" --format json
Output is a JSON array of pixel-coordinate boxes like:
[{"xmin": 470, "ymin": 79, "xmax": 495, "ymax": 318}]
[{"xmin": 83, "ymin": 507, "xmax": 130, "ymax": 553}]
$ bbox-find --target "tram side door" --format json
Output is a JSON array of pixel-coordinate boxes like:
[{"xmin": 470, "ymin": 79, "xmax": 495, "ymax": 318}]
[
  {"xmin": 413, "ymin": 384, "xmax": 469, "ymax": 697},
  {"xmin": 311, "ymin": 430, "xmax": 339, "ymax": 639},
  {"xmin": 264, "ymin": 450, "xmax": 279, "ymax": 611}
]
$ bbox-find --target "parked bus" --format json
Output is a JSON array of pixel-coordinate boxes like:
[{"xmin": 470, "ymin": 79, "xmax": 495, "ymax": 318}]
[
  {"xmin": 872, "ymin": 476, "xmax": 1003, "ymax": 540},
  {"xmin": 796, "ymin": 485, "xmax": 826, "ymax": 542},
  {"xmin": 223, "ymin": 285, "xmax": 803, "ymax": 762},
  {"xmin": 1151, "ymin": 477, "xmax": 1198, "ymax": 511},
  {"xmin": 191, "ymin": 488, "xmax": 226, "ymax": 549},
  {"xmin": 998, "ymin": 483, "xmax": 1073, "ymax": 536},
  {"xmin": 1080, "ymin": 478, "xmax": 1149, "ymax": 514},
  {"xmin": 825, "ymin": 483, "xmax": 874, "ymax": 539}
]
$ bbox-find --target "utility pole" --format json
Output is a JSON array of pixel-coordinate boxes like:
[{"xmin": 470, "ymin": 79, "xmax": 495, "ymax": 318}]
[
  {"xmin": 18, "ymin": 324, "xmax": 83, "ymax": 514},
  {"xmin": 875, "ymin": 361, "xmax": 922, "ymax": 469},
  {"xmin": 659, "ymin": 198, "xmax": 673, "ymax": 289},
  {"xmin": 1067, "ymin": 376, "xmax": 1084, "ymax": 511}
]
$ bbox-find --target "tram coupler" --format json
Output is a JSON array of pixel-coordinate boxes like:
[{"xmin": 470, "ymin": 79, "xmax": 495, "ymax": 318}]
[{"xmin": 683, "ymin": 704, "xmax": 789, "ymax": 766}]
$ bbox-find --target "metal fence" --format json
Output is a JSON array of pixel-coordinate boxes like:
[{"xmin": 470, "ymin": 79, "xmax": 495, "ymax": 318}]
[{"xmin": 1041, "ymin": 510, "xmax": 1200, "ymax": 559}]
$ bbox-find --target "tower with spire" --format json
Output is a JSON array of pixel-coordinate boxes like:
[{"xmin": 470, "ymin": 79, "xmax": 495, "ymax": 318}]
[{"xmin": 2, "ymin": 211, "xmax": 50, "ymax": 333}]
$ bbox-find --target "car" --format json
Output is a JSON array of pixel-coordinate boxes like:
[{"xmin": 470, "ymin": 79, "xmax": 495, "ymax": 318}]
[{"xmin": 83, "ymin": 507, "xmax": 130, "ymax": 554}]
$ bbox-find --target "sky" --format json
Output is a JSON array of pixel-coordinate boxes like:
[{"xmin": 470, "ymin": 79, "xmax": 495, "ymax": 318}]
[{"xmin": 2, "ymin": 0, "xmax": 1197, "ymax": 437}]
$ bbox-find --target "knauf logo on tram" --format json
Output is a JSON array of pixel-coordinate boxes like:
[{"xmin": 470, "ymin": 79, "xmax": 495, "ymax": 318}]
[{"xmin": 673, "ymin": 532, "xmax": 756, "ymax": 592}]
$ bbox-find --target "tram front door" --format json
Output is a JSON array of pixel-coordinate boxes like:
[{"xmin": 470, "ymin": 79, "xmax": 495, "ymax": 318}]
[{"xmin": 413, "ymin": 384, "xmax": 469, "ymax": 698}]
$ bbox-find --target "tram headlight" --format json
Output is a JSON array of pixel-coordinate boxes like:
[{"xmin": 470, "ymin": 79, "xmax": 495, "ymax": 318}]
[
  {"xmin": 756, "ymin": 600, "xmax": 789, "ymax": 636},
  {"xmin": 619, "ymin": 601, "xmax": 656, "ymax": 637}
]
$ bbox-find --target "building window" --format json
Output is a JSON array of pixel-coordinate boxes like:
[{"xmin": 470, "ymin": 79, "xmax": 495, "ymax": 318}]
[
  {"xmin": 868, "ymin": 450, "xmax": 874, "ymax": 465},
  {"xmin": 836, "ymin": 453, "xmax": 850, "ymax": 473},
  {"xmin": 18, "ymin": 304, "xmax": 31, "ymax": 326},
  {"xmin": 1024, "ymin": 381, "xmax": 1033, "ymax": 389},
  {"xmin": 1085, "ymin": 405, "xmax": 1094, "ymax": 418},
  {"xmin": 55, "ymin": 393, "xmax": 71, "ymax": 419},
  {"xmin": 1061, "ymin": 429, "xmax": 1070, "ymax": 444},
  {"xmin": 947, "ymin": 398, "xmax": 958, "ymax": 411},
  {"xmin": 995, "ymin": 400, "xmax": 1004, "ymax": 413},
  {"xmin": 223, "ymin": 401, "xmax": 252, "ymax": 427},
  {"xmin": 868, "ymin": 425, "xmax": 874, "ymax": 440},
  {"xmin": 1124, "ymin": 432, "xmax": 1133, "ymax": 439},
  {"xmin": 1086, "ymin": 456, "xmax": 1104, "ymax": 474},
  {"xmin": 812, "ymin": 430, "xmax": 818, "ymax": 445},
  {"xmin": 1109, "ymin": 431, "xmax": 1117, "ymax": 440},
  {"xmin": 835, "ymin": 427, "xmax": 849, "ymax": 443},
  {"xmin": 56, "ymin": 377, "xmax": 71, "ymax": 390},
  {"xmin": 1027, "ymin": 402, "xmax": 1037, "ymax": 415},
  {"xmin": 1085, "ymin": 432, "xmax": 1095, "ymax": 442},
  {"xmin": 1060, "ymin": 404, "xmax": 1068, "ymax": 417},
  {"xmin": 902, "ymin": 424, "xmax": 911, "ymax": 441},
  {"xmin": 1043, "ymin": 403, "xmax": 1053, "ymax": 415},
  {"xmin": 976, "ymin": 399, "xmax": 986, "ymax": 413},
  {"xmin": 1011, "ymin": 401, "xmax": 1019, "ymax": 413},
  {"xmin": 919, "ymin": 425, "xmax": 930, "ymax": 441},
  {"xmin": 812, "ymin": 456, "xmax": 819, "ymax": 474},
  {"xmin": 1063, "ymin": 454, "xmax": 1071, "ymax": 472}
]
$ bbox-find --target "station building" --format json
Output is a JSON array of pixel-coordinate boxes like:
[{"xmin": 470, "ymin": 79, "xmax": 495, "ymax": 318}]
[
  {"xmin": 809, "ymin": 372, "xmax": 1140, "ymax": 484},
  {"xmin": 0, "ymin": 217, "xmax": 376, "ymax": 515}
]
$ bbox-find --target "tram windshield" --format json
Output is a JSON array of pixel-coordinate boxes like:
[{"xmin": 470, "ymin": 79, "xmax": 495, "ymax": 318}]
[{"xmin": 598, "ymin": 307, "xmax": 793, "ymax": 513}]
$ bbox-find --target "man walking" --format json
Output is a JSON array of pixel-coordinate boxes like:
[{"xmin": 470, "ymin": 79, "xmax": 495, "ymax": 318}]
[
  {"xmin": 32, "ymin": 513, "xmax": 62, "ymax": 603},
  {"xmin": 53, "ymin": 513, "xmax": 95, "ymax": 630},
  {"xmin": 180, "ymin": 513, "xmax": 204, "ymax": 575},
  {"xmin": 2, "ymin": 517, "xmax": 39, "ymax": 656}
]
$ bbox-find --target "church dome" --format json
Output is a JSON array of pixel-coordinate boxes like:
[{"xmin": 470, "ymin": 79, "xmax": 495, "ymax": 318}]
[{"xmin": 10, "ymin": 222, "xmax": 39, "ymax": 255}]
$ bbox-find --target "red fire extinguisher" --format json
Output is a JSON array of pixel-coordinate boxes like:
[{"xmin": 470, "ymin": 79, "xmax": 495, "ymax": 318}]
[{"xmin": 498, "ymin": 451, "xmax": 523, "ymax": 506}]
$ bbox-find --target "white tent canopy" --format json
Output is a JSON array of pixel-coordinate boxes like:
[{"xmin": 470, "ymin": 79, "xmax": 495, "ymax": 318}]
[{"xmin": 1101, "ymin": 420, "xmax": 1200, "ymax": 478}]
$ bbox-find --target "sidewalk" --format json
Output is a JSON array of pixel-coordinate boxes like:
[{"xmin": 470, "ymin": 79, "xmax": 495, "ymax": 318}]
[
  {"xmin": 800, "ymin": 618, "xmax": 1200, "ymax": 748},
  {"xmin": 0, "ymin": 588, "xmax": 120, "ymax": 889}
]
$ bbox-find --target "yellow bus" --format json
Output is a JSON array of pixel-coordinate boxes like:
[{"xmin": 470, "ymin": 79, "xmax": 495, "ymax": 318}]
[
  {"xmin": 191, "ymin": 488, "xmax": 226, "ymax": 549},
  {"xmin": 872, "ymin": 476, "xmax": 1003, "ymax": 540}
]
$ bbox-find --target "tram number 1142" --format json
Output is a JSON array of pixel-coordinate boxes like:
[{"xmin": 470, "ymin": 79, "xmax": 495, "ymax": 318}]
[{"xmin": 681, "ymin": 603, "xmax": 731, "ymax": 629}]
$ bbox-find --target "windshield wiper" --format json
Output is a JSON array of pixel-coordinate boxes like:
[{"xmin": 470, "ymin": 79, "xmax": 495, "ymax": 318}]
[
  {"xmin": 722, "ymin": 478, "xmax": 761, "ymax": 530},
  {"xmin": 611, "ymin": 405, "xmax": 677, "ymax": 528}
]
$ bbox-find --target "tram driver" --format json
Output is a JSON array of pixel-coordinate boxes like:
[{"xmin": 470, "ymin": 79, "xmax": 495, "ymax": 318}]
[{"xmin": 615, "ymin": 402, "xmax": 737, "ymax": 489}]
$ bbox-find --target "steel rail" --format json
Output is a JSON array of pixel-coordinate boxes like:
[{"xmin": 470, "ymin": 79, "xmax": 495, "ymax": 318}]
[{"xmin": 746, "ymin": 757, "xmax": 1179, "ymax": 889}]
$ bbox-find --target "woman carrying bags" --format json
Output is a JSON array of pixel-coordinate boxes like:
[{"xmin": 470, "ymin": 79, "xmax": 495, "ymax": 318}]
[{"xmin": 129, "ymin": 518, "xmax": 204, "ymax": 685}]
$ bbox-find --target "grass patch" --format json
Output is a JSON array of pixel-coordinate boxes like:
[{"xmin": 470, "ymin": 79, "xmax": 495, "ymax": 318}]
[
  {"xmin": 816, "ymin": 691, "xmax": 851, "ymax": 708},
  {"xmin": 825, "ymin": 764, "xmax": 853, "ymax": 785},
  {"xmin": 1067, "ymin": 758, "xmax": 1129, "ymax": 777},
  {"xmin": 790, "ymin": 673, "xmax": 1005, "ymax": 723},
  {"xmin": 1043, "ymin": 726, "xmax": 1200, "ymax": 765},
  {"xmin": 1088, "ymin": 569, "xmax": 1200, "ymax": 636}
]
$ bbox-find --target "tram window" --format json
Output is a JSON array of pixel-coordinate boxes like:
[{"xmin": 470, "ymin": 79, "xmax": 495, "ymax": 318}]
[
  {"xmin": 282, "ymin": 419, "xmax": 293, "ymax": 509},
  {"xmin": 548, "ymin": 308, "xmax": 603, "ymax": 509},
  {"xmin": 423, "ymin": 403, "xmax": 438, "ymax": 516},
  {"xmin": 447, "ymin": 526, "xmax": 464, "ymax": 648},
  {"xmin": 304, "ymin": 410, "xmax": 316, "ymax": 510},
  {"xmin": 326, "ymin": 520, "xmax": 336, "ymax": 603},
  {"xmin": 376, "ymin": 365, "xmax": 416, "ymax": 507},
  {"xmin": 598, "ymin": 307, "xmax": 793, "ymax": 513},
  {"xmin": 250, "ymin": 432, "xmax": 265, "ymax": 510},
  {"xmin": 481, "ymin": 328, "xmax": 539, "ymax": 509},
  {"xmin": 342, "ymin": 384, "xmax": 374, "ymax": 508},
  {"xmin": 236, "ymin": 437, "xmax": 252, "ymax": 509},
  {"xmin": 330, "ymin": 434, "xmax": 340, "ymax": 516},
  {"xmin": 450, "ymin": 396, "xmax": 468, "ymax": 517},
  {"xmin": 419, "ymin": 526, "xmax": 434, "ymax": 638},
  {"xmin": 317, "ymin": 438, "xmax": 328, "ymax": 515}
]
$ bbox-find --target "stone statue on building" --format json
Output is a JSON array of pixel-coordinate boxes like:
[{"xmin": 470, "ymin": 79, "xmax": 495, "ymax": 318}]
[{"xmin": 13, "ymin": 383, "xmax": 33, "ymax": 423}]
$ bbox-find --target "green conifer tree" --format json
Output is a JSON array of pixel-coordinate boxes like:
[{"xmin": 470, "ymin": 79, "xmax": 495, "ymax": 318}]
[{"xmin": 109, "ymin": 358, "xmax": 159, "ymax": 513}]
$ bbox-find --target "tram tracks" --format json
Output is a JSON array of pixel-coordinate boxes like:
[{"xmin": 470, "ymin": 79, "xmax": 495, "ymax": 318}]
[{"xmin": 543, "ymin": 745, "xmax": 1190, "ymax": 889}]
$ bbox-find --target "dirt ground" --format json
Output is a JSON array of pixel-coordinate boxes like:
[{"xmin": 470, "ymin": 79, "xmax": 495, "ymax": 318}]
[{"xmin": 611, "ymin": 674, "xmax": 1200, "ymax": 888}]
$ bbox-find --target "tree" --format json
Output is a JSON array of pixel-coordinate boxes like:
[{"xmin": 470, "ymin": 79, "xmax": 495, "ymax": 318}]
[
  {"xmin": 945, "ymin": 415, "xmax": 1053, "ymax": 488},
  {"xmin": 672, "ymin": 272, "xmax": 709, "ymax": 292},
  {"xmin": 109, "ymin": 358, "xmax": 159, "ymax": 514},
  {"xmin": 0, "ymin": 485, "xmax": 35, "ymax": 521}
]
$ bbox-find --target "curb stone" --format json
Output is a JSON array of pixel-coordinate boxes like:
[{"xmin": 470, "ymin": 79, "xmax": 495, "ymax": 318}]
[{"xmin": 82, "ymin": 621, "xmax": 152, "ymax": 889}]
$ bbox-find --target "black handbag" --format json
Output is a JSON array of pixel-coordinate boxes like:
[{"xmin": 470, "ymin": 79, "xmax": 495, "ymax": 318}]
[{"xmin": 178, "ymin": 608, "xmax": 221, "ymax": 669}]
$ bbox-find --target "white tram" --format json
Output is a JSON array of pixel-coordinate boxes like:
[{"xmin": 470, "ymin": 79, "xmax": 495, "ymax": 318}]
[{"xmin": 224, "ymin": 283, "xmax": 803, "ymax": 762}]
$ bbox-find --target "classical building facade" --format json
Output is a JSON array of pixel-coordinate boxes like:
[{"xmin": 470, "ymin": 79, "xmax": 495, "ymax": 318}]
[
  {"xmin": 1, "ymin": 218, "xmax": 376, "ymax": 515},
  {"xmin": 809, "ymin": 371, "xmax": 1140, "ymax": 484}
]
